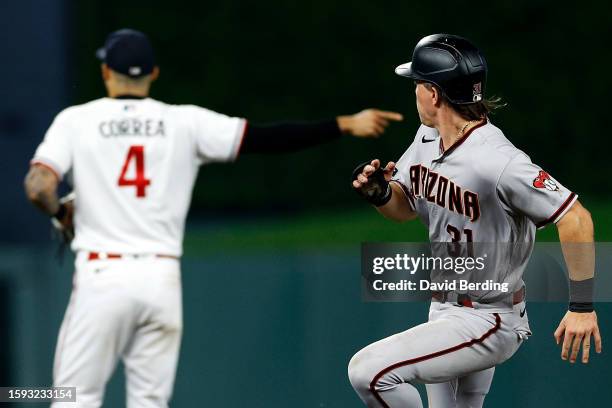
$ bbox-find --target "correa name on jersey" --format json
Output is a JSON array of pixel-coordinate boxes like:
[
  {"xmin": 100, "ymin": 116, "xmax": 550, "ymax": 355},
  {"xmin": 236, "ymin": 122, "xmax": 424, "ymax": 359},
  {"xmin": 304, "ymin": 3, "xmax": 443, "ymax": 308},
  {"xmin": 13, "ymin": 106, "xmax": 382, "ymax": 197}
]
[
  {"xmin": 99, "ymin": 117, "xmax": 165, "ymax": 138},
  {"xmin": 409, "ymin": 164, "xmax": 480, "ymax": 222}
]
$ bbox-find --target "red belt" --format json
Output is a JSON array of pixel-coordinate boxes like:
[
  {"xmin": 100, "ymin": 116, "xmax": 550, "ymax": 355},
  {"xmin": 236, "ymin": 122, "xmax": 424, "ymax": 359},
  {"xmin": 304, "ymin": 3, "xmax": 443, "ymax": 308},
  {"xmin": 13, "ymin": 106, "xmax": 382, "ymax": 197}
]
[
  {"xmin": 432, "ymin": 286, "xmax": 525, "ymax": 308},
  {"xmin": 87, "ymin": 252, "xmax": 178, "ymax": 261}
]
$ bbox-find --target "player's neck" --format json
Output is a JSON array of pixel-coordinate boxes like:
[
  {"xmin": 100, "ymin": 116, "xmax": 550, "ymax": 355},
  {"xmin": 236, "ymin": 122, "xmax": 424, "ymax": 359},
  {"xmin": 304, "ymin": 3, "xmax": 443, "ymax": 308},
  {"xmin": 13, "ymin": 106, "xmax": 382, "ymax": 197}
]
[
  {"xmin": 435, "ymin": 112, "xmax": 479, "ymax": 151},
  {"xmin": 106, "ymin": 85, "xmax": 150, "ymax": 99}
]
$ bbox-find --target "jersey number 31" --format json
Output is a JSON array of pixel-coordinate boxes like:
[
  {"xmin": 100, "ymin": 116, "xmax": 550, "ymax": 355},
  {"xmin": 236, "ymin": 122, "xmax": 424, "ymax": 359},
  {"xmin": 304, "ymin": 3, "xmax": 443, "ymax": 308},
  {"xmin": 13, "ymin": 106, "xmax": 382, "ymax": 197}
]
[{"xmin": 118, "ymin": 145, "xmax": 151, "ymax": 198}]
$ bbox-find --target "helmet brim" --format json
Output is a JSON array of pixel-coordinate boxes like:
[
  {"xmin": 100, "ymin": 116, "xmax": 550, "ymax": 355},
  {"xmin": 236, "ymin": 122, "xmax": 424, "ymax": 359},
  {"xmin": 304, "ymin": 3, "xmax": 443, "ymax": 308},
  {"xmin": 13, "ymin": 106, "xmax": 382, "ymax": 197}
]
[
  {"xmin": 96, "ymin": 47, "xmax": 106, "ymax": 61},
  {"xmin": 395, "ymin": 62, "xmax": 413, "ymax": 77},
  {"xmin": 395, "ymin": 62, "xmax": 424, "ymax": 80}
]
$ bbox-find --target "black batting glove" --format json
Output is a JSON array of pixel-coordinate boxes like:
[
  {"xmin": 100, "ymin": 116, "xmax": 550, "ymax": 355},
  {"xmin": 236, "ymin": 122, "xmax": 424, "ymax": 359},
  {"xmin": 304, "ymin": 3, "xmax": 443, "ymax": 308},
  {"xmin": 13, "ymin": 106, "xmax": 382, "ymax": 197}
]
[{"xmin": 352, "ymin": 160, "xmax": 393, "ymax": 207}]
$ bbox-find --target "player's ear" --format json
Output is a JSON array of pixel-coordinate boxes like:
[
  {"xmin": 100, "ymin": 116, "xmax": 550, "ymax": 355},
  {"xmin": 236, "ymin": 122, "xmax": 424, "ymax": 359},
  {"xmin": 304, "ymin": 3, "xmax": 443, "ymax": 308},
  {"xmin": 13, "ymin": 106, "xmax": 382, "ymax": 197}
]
[
  {"xmin": 151, "ymin": 66, "xmax": 160, "ymax": 82},
  {"xmin": 431, "ymin": 86, "xmax": 441, "ymax": 107},
  {"xmin": 101, "ymin": 64, "xmax": 111, "ymax": 81}
]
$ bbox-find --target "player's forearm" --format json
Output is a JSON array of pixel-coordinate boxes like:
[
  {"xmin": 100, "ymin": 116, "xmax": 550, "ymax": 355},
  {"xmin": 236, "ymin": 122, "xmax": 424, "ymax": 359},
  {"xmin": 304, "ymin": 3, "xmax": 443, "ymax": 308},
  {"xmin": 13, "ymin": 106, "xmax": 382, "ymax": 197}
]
[
  {"xmin": 376, "ymin": 183, "xmax": 417, "ymax": 222},
  {"xmin": 240, "ymin": 120, "xmax": 341, "ymax": 154},
  {"xmin": 24, "ymin": 165, "xmax": 60, "ymax": 215},
  {"xmin": 239, "ymin": 109, "xmax": 403, "ymax": 154},
  {"xmin": 556, "ymin": 201, "xmax": 595, "ymax": 280},
  {"xmin": 556, "ymin": 201, "xmax": 596, "ymax": 312},
  {"xmin": 557, "ymin": 201, "xmax": 593, "ymax": 242}
]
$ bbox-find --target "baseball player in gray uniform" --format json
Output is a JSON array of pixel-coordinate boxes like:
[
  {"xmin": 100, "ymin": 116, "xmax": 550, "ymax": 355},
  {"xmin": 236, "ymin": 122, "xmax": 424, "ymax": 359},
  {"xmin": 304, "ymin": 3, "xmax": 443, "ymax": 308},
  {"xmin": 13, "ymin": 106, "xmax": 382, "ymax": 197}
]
[
  {"xmin": 24, "ymin": 29, "xmax": 402, "ymax": 408},
  {"xmin": 348, "ymin": 34, "xmax": 601, "ymax": 408}
]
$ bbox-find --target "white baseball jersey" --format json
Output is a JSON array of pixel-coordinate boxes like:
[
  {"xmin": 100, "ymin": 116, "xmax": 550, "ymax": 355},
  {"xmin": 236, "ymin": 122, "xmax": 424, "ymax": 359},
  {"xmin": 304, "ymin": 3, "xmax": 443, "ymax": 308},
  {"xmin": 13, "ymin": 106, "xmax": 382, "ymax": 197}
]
[{"xmin": 32, "ymin": 97, "xmax": 246, "ymax": 256}]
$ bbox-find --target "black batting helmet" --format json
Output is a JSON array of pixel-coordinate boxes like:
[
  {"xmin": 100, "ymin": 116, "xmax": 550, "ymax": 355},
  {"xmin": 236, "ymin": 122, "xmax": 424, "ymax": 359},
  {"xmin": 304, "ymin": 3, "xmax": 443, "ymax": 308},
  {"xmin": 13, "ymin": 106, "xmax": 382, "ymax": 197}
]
[{"xmin": 395, "ymin": 34, "xmax": 487, "ymax": 105}]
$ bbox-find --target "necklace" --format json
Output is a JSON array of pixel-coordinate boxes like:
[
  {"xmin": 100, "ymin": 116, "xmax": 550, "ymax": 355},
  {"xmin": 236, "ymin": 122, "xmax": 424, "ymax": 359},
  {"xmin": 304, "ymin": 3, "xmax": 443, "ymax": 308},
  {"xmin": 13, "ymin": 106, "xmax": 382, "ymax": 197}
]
[
  {"xmin": 457, "ymin": 120, "xmax": 475, "ymax": 139},
  {"xmin": 441, "ymin": 120, "xmax": 477, "ymax": 154}
]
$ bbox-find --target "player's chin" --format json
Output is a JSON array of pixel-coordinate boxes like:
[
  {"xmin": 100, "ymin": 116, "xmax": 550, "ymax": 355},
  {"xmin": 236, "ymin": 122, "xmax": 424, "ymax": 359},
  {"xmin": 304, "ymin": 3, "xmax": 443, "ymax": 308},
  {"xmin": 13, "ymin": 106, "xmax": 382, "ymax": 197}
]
[
  {"xmin": 417, "ymin": 115, "xmax": 431, "ymax": 127},
  {"xmin": 415, "ymin": 109, "xmax": 428, "ymax": 126}
]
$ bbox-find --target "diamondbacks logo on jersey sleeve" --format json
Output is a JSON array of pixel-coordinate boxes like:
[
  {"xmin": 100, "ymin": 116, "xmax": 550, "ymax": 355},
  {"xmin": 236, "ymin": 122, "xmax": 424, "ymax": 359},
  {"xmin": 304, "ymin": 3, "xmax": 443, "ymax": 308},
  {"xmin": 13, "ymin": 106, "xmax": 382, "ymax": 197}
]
[
  {"xmin": 409, "ymin": 164, "xmax": 480, "ymax": 222},
  {"xmin": 532, "ymin": 170, "xmax": 559, "ymax": 192}
]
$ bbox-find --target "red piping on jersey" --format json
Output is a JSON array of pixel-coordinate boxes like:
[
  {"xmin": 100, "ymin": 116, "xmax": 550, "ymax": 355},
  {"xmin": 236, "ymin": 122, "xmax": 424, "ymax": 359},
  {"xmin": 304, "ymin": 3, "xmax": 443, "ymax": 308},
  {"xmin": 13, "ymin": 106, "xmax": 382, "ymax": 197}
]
[
  {"xmin": 438, "ymin": 120, "xmax": 487, "ymax": 156},
  {"xmin": 368, "ymin": 313, "xmax": 502, "ymax": 408},
  {"xmin": 535, "ymin": 192, "xmax": 577, "ymax": 229},
  {"xmin": 235, "ymin": 120, "xmax": 249, "ymax": 159},
  {"xmin": 30, "ymin": 159, "xmax": 62, "ymax": 181}
]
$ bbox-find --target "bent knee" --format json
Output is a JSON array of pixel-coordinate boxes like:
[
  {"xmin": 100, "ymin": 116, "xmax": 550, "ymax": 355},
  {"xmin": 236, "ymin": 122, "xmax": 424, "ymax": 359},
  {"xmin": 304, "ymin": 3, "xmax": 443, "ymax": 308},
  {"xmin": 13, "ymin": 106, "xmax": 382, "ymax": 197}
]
[
  {"xmin": 348, "ymin": 350, "xmax": 376, "ymax": 392},
  {"xmin": 348, "ymin": 349, "xmax": 410, "ymax": 393}
]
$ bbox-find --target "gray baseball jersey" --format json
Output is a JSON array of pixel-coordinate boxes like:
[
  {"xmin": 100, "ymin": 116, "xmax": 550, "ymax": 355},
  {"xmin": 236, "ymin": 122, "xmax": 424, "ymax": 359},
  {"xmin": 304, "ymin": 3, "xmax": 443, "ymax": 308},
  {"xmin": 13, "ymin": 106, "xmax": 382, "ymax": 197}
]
[
  {"xmin": 391, "ymin": 120, "xmax": 577, "ymax": 297},
  {"xmin": 349, "ymin": 120, "xmax": 571, "ymax": 408}
]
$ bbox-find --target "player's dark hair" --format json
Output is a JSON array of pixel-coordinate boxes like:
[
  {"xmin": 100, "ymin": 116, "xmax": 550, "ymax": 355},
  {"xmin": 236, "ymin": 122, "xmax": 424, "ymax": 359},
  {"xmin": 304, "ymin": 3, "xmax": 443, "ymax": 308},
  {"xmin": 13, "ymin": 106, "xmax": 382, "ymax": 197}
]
[
  {"xmin": 424, "ymin": 83, "xmax": 506, "ymax": 120},
  {"xmin": 112, "ymin": 70, "xmax": 151, "ymax": 87}
]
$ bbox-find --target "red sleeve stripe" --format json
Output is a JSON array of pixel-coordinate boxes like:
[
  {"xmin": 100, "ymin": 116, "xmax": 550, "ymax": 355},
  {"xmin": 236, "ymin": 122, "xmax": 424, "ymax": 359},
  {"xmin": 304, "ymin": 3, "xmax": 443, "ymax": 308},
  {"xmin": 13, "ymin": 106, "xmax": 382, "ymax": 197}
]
[
  {"xmin": 232, "ymin": 119, "xmax": 248, "ymax": 161},
  {"xmin": 535, "ymin": 192, "xmax": 577, "ymax": 229},
  {"xmin": 30, "ymin": 159, "xmax": 62, "ymax": 181}
]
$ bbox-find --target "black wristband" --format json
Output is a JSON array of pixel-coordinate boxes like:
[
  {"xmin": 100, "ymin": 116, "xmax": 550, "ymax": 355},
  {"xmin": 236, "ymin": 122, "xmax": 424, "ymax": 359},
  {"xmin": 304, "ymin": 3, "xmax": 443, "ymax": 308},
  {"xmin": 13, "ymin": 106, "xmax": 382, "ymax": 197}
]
[
  {"xmin": 569, "ymin": 302, "xmax": 595, "ymax": 313},
  {"xmin": 352, "ymin": 161, "xmax": 392, "ymax": 207},
  {"xmin": 569, "ymin": 277, "xmax": 595, "ymax": 312},
  {"xmin": 53, "ymin": 203, "xmax": 67, "ymax": 220},
  {"xmin": 369, "ymin": 184, "xmax": 393, "ymax": 207},
  {"xmin": 569, "ymin": 278, "xmax": 594, "ymax": 303}
]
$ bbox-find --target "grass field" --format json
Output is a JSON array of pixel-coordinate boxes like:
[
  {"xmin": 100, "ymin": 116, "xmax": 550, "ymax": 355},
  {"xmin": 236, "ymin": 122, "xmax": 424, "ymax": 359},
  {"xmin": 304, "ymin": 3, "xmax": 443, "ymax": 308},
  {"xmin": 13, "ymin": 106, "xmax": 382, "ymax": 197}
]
[{"xmin": 184, "ymin": 197, "xmax": 611, "ymax": 255}]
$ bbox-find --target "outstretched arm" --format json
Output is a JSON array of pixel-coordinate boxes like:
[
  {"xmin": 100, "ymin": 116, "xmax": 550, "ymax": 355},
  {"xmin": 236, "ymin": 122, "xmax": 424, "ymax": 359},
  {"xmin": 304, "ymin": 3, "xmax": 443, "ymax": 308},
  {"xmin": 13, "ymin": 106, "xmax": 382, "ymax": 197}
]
[
  {"xmin": 337, "ymin": 109, "xmax": 403, "ymax": 138},
  {"xmin": 553, "ymin": 200, "xmax": 601, "ymax": 363},
  {"xmin": 240, "ymin": 109, "xmax": 402, "ymax": 154}
]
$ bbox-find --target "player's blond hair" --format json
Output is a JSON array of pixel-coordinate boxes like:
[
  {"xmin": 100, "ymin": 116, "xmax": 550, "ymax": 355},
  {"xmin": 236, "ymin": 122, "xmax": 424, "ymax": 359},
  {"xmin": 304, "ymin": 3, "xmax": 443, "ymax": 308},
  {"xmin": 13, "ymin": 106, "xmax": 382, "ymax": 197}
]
[
  {"xmin": 424, "ymin": 82, "xmax": 506, "ymax": 120},
  {"xmin": 450, "ymin": 96, "xmax": 507, "ymax": 121}
]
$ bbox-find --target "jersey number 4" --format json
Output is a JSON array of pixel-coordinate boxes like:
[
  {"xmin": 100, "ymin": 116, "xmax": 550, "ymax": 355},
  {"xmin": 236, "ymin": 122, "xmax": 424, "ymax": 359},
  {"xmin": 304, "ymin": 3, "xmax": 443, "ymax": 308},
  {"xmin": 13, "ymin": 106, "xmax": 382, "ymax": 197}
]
[{"xmin": 118, "ymin": 145, "xmax": 151, "ymax": 198}]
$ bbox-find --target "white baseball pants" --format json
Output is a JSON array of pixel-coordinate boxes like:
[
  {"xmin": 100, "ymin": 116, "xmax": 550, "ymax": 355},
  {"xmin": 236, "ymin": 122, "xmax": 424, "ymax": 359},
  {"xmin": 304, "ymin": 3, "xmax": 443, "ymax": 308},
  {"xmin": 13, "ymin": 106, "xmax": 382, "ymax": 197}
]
[{"xmin": 51, "ymin": 252, "xmax": 182, "ymax": 408}]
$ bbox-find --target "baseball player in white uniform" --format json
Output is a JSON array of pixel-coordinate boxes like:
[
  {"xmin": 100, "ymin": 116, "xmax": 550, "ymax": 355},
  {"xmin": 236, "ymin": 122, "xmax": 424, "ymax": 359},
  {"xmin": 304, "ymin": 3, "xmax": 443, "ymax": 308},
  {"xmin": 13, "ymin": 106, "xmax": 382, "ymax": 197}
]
[
  {"xmin": 349, "ymin": 34, "xmax": 601, "ymax": 408},
  {"xmin": 24, "ymin": 28, "xmax": 403, "ymax": 408}
]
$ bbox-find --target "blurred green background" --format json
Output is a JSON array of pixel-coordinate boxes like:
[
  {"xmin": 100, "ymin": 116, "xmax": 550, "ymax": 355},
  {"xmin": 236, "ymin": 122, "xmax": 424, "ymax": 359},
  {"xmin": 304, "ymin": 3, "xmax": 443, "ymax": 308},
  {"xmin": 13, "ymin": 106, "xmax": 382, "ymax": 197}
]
[
  {"xmin": 2, "ymin": 0, "xmax": 611, "ymax": 407},
  {"xmin": 72, "ymin": 0, "xmax": 610, "ymax": 211}
]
